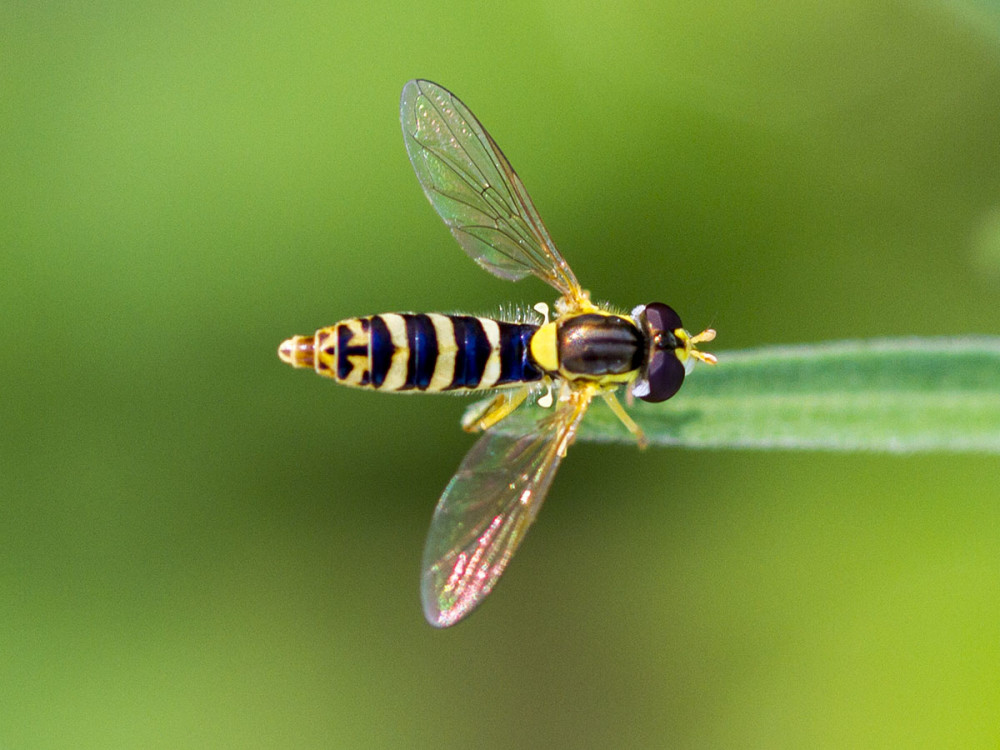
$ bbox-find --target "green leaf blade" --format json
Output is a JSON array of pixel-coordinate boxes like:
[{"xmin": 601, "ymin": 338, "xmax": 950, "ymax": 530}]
[{"xmin": 483, "ymin": 337, "xmax": 1000, "ymax": 454}]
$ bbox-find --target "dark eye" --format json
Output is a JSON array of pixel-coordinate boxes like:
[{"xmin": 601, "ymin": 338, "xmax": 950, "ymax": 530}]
[
  {"xmin": 643, "ymin": 302, "xmax": 682, "ymax": 337},
  {"xmin": 638, "ymin": 302, "xmax": 686, "ymax": 403},
  {"xmin": 641, "ymin": 347, "xmax": 685, "ymax": 402}
]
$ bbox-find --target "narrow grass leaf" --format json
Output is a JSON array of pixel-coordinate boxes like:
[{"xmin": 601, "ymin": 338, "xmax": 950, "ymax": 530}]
[{"xmin": 479, "ymin": 337, "xmax": 1000, "ymax": 453}]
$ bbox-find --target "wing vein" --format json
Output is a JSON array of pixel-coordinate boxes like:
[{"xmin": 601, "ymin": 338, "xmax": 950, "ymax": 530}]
[
  {"xmin": 420, "ymin": 388, "xmax": 593, "ymax": 627},
  {"xmin": 401, "ymin": 79, "xmax": 584, "ymax": 301}
]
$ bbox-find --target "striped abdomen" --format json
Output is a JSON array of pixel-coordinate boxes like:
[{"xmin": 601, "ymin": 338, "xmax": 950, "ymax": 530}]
[{"xmin": 278, "ymin": 313, "xmax": 543, "ymax": 392}]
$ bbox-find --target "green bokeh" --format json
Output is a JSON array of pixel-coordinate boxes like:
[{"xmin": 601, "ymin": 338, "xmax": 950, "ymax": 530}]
[{"xmin": 4, "ymin": 2, "xmax": 999, "ymax": 747}]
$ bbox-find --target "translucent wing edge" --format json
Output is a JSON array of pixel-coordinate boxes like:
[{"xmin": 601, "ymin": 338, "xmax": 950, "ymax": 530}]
[
  {"xmin": 420, "ymin": 389, "xmax": 592, "ymax": 627},
  {"xmin": 400, "ymin": 79, "xmax": 584, "ymax": 300}
]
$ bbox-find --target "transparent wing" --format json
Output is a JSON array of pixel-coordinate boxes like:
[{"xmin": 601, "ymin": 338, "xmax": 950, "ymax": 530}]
[
  {"xmin": 400, "ymin": 79, "xmax": 585, "ymax": 303},
  {"xmin": 421, "ymin": 390, "xmax": 593, "ymax": 627}
]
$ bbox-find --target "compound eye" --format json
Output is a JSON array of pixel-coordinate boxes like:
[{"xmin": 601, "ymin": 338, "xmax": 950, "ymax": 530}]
[
  {"xmin": 638, "ymin": 302, "xmax": 686, "ymax": 403},
  {"xmin": 640, "ymin": 347, "xmax": 685, "ymax": 402},
  {"xmin": 642, "ymin": 302, "xmax": 682, "ymax": 338}
]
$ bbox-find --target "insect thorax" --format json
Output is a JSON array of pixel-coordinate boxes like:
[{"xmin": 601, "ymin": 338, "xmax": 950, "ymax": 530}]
[{"xmin": 529, "ymin": 311, "xmax": 644, "ymax": 385}]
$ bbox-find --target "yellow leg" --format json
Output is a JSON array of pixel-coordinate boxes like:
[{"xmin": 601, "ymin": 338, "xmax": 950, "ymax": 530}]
[
  {"xmin": 601, "ymin": 390, "xmax": 648, "ymax": 449},
  {"xmin": 461, "ymin": 387, "xmax": 530, "ymax": 433}
]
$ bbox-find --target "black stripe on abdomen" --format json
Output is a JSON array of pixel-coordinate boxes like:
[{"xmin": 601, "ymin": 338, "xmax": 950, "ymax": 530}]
[
  {"xmin": 403, "ymin": 314, "xmax": 438, "ymax": 390},
  {"xmin": 448, "ymin": 316, "xmax": 490, "ymax": 389},
  {"xmin": 497, "ymin": 322, "xmax": 543, "ymax": 385},
  {"xmin": 368, "ymin": 315, "xmax": 393, "ymax": 388},
  {"xmin": 337, "ymin": 317, "xmax": 370, "ymax": 384}
]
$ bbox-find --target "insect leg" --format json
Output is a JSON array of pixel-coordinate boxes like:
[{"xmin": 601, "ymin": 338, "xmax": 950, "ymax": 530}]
[
  {"xmin": 600, "ymin": 390, "xmax": 648, "ymax": 449},
  {"xmin": 461, "ymin": 386, "xmax": 530, "ymax": 433}
]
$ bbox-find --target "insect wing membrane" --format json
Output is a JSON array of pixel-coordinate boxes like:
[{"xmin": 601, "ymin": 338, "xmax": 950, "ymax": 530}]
[
  {"xmin": 400, "ymin": 79, "xmax": 583, "ymax": 300},
  {"xmin": 421, "ymin": 397, "xmax": 589, "ymax": 627}
]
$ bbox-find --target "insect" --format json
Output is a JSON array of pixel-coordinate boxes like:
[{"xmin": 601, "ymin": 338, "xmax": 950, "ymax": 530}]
[{"xmin": 279, "ymin": 80, "xmax": 716, "ymax": 628}]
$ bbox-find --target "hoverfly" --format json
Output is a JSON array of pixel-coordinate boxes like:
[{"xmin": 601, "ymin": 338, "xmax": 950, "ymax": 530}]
[{"xmin": 279, "ymin": 80, "xmax": 716, "ymax": 627}]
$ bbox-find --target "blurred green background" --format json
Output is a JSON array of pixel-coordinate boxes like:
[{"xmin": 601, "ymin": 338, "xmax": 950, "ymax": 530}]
[{"xmin": 4, "ymin": 1, "xmax": 1000, "ymax": 747}]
